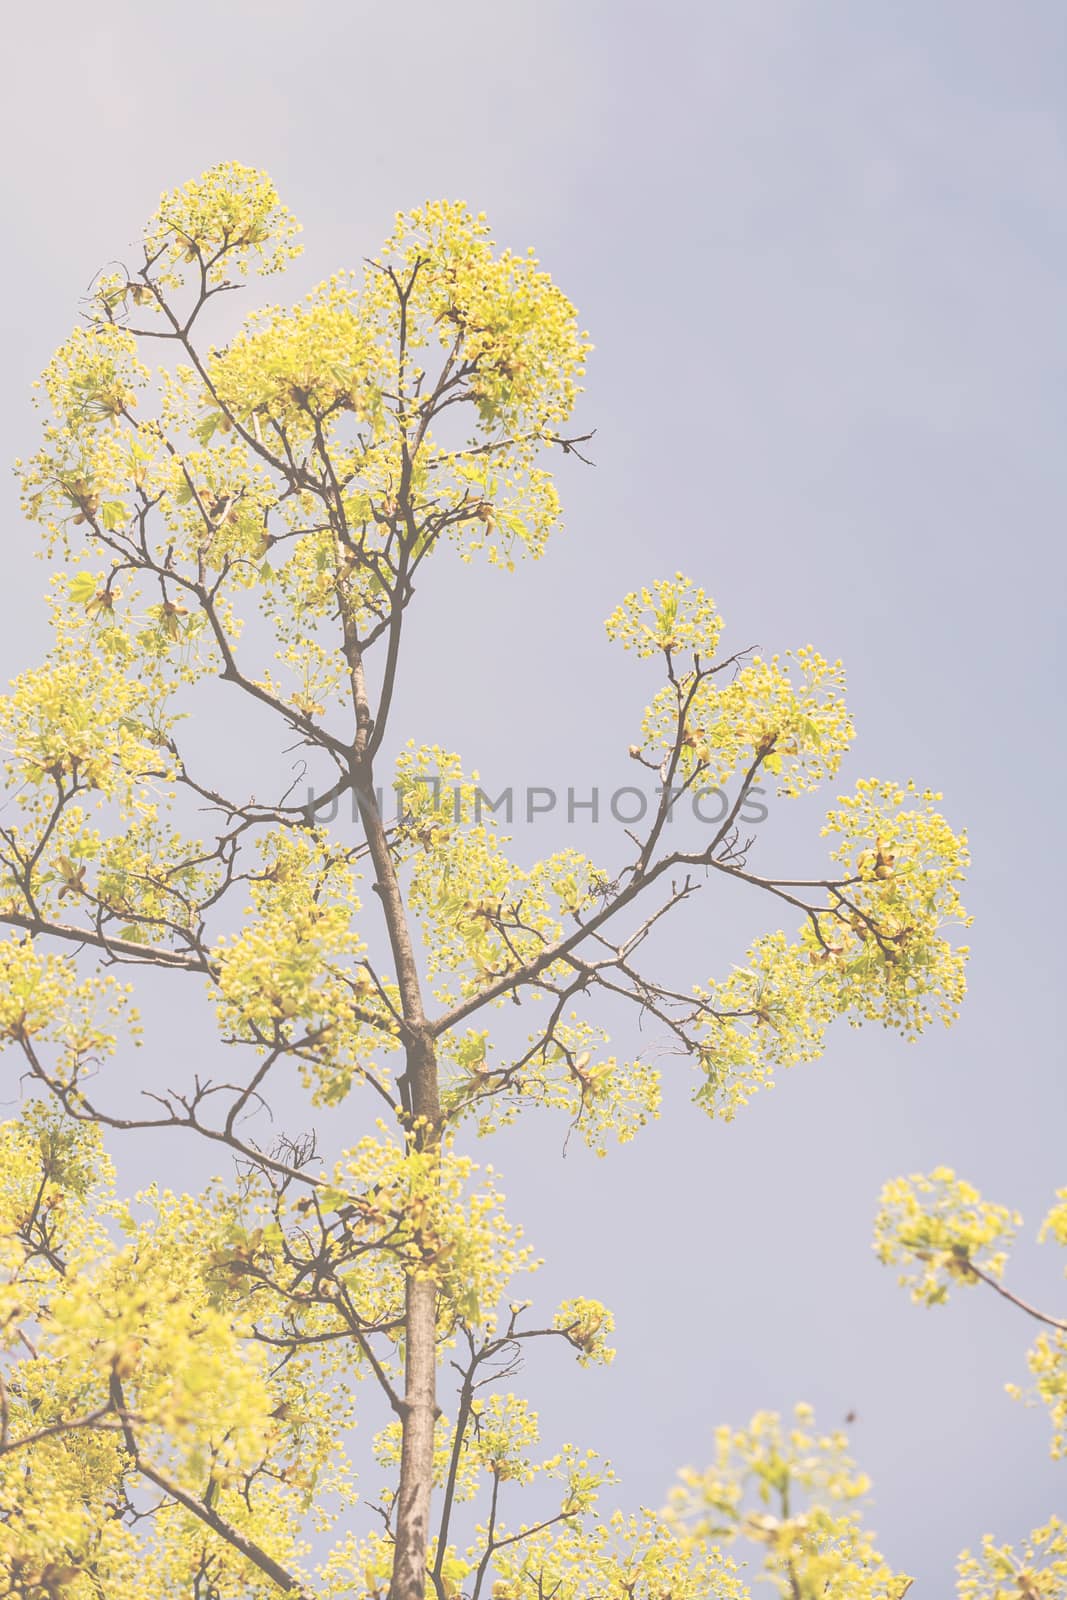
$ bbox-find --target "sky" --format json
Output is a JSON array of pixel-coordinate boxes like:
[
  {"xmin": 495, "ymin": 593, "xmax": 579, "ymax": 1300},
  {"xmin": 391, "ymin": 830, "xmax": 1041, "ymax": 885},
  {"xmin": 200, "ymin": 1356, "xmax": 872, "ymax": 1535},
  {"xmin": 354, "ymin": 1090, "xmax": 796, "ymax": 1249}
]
[{"xmin": 1, "ymin": 1, "xmax": 1065, "ymax": 1587}]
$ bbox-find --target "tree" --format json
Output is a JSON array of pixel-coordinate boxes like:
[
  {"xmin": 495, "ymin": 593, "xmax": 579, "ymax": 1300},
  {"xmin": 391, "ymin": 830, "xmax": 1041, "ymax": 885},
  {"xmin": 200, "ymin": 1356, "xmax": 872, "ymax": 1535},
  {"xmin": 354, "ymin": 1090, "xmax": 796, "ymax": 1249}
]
[
  {"xmin": 0, "ymin": 162, "xmax": 974, "ymax": 1600},
  {"xmin": 657, "ymin": 1163, "xmax": 1067, "ymax": 1599},
  {"xmin": 871, "ymin": 1170, "xmax": 1067, "ymax": 1597}
]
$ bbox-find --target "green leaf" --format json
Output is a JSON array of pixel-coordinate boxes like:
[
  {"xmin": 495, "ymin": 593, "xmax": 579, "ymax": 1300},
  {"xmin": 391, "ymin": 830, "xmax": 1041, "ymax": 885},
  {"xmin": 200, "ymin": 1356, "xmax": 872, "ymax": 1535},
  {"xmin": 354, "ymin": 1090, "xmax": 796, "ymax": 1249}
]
[
  {"xmin": 99, "ymin": 501, "xmax": 127, "ymax": 531},
  {"xmin": 193, "ymin": 413, "xmax": 220, "ymax": 446}
]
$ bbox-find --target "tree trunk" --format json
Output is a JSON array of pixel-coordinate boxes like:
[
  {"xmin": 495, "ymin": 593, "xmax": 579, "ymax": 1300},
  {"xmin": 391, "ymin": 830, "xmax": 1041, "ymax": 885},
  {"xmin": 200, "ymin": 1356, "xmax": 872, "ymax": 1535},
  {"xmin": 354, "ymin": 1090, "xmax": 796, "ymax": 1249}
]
[
  {"xmin": 389, "ymin": 1272, "xmax": 440, "ymax": 1600},
  {"xmin": 388, "ymin": 1028, "xmax": 443, "ymax": 1600},
  {"xmin": 354, "ymin": 770, "xmax": 443, "ymax": 1600}
]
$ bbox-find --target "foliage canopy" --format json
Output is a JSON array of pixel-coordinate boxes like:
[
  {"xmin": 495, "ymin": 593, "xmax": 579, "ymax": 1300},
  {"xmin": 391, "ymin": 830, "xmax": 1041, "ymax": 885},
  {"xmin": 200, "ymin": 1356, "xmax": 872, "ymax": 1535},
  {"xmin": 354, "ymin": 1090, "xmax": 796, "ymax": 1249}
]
[{"xmin": 0, "ymin": 162, "xmax": 1056, "ymax": 1600}]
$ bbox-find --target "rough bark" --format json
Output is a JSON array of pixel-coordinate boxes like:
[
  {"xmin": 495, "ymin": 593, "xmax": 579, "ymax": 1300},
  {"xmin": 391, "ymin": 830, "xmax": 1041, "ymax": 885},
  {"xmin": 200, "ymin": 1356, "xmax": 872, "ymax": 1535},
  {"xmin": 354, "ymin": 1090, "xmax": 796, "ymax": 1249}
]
[
  {"xmin": 355, "ymin": 765, "xmax": 442, "ymax": 1600},
  {"xmin": 389, "ymin": 1272, "xmax": 441, "ymax": 1600}
]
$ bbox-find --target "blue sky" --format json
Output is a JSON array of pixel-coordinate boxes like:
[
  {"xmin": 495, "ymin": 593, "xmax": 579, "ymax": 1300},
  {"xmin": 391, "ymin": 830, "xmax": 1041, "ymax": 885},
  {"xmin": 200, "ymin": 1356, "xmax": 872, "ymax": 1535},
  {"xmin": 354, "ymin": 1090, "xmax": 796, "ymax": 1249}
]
[{"xmin": 1, "ymin": 2, "xmax": 1064, "ymax": 1585}]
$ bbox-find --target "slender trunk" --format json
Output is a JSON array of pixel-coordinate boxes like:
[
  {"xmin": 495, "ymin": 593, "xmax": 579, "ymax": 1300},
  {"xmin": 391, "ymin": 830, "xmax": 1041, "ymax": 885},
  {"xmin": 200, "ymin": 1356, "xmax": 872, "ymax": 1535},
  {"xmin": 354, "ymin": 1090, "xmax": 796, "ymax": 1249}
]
[
  {"xmin": 388, "ymin": 1030, "xmax": 443, "ymax": 1600},
  {"xmin": 354, "ymin": 770, "xmax": 442, "ymax": 1600},
  {"xmin": 390, "ymin": 1273, "xmax": 439, "ymax": 1600}
]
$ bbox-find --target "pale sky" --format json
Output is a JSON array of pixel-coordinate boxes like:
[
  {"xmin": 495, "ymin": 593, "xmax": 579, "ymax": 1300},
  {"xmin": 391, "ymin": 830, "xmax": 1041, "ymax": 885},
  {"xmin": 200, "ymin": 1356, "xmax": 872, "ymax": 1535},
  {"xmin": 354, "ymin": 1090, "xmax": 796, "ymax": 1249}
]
[{"xmin": 1, "ymin": 2, "xmax": 1065, "ymax": 1586}]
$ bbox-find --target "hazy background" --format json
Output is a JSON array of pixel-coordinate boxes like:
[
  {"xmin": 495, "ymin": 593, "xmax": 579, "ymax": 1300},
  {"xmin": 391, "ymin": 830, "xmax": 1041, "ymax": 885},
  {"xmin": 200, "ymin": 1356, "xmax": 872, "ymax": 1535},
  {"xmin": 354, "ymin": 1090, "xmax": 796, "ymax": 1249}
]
[{"xmin": 1, "ymin": 1, "xmax": 1065, "ymax": 1585}]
